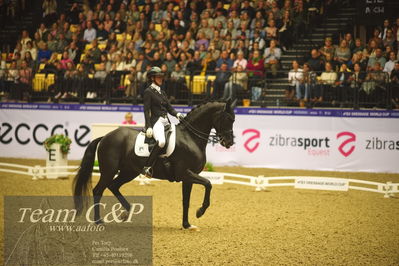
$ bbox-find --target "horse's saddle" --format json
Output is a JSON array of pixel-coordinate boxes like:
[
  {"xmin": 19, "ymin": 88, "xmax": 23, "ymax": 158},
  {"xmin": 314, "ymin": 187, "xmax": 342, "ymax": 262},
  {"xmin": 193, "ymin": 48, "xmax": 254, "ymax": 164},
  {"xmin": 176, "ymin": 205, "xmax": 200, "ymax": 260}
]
[{"xmin": 134, "ymin": 124, "xmax": 176, "ymax": 157}]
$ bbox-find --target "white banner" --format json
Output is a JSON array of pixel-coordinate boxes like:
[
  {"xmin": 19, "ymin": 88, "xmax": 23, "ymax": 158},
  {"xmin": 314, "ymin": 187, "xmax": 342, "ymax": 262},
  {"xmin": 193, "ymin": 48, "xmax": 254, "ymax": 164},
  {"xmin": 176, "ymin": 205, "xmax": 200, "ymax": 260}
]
[
  {"xmin": 1, "ymin": 104, "xmax": 398, "ymax": 173},
  {"xmin": 295, "ymin": 177, "xmax": 349, "ymax": 191},
  {"xmin": 207, "ymin": 115, "xmax": 399, "ymax": 173}
]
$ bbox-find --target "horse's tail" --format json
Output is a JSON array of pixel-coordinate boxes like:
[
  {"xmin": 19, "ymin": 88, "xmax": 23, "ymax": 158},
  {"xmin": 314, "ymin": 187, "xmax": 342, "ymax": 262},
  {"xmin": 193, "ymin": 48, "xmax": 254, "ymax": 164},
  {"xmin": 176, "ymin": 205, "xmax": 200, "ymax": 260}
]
[{"xmin": 73, "ymin": 137, "xmax": 103, "ymax": 215}]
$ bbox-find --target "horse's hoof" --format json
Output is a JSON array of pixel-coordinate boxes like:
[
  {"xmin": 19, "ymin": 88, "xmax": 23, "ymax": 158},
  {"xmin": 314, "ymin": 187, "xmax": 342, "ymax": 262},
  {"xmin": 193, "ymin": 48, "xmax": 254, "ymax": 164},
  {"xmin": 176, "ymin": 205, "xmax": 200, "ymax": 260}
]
[
  {"xmin": 94, "ymin": 219, "xmax": 104, "ymax": 225},
  {"xmin": 196, "ymin": 207, "xmax": 205, "ymax": 218},
  {"xmin": 182, "ymin": 225, "xmax": 200, "ymax": 231},
  {"xmin": 119, "ymin": 211, "xmax": 129, "ymax": 221}
]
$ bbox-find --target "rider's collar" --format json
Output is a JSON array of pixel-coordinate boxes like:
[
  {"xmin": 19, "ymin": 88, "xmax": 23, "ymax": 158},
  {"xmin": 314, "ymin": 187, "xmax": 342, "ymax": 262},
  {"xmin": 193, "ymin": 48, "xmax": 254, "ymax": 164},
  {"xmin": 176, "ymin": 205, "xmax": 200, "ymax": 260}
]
[{"xmin": 151, "ymin": 83, "xmax": 161, "ymax": 94}]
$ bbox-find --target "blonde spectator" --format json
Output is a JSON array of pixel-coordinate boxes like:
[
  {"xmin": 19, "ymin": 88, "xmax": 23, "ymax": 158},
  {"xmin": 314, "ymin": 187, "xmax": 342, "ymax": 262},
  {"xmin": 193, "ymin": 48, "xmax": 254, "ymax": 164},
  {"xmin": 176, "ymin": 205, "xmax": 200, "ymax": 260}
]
[
  {"xmin": 233, "ymin": 51, "xmax": 248, "ymax": 70},
  {"xmin": 334, "ymin": 39, "xmax": 351, "ymax": 65},
  {"xmin": 122, "ymin": 112, "xmax": 137, "ymax": 125}
]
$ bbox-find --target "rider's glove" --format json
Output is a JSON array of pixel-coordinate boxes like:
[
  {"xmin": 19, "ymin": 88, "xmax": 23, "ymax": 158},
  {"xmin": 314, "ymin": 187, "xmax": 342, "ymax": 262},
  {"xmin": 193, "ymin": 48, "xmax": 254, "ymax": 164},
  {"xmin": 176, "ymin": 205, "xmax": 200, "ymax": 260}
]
[
  {"xmin": 177, "ymin": 113, "xmax": 185, "ymax": 121},
  {"xmin": 146, "ymin": 128, "xmax": 153, "ymax": 138}
]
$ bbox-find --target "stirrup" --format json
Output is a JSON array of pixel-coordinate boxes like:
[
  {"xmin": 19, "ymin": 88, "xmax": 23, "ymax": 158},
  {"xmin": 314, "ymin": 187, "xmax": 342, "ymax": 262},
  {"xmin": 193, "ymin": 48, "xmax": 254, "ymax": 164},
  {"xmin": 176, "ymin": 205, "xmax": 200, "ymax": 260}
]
[{"xmin": 141, "ymin": 166, "xmax": 153, "ymax": 178}]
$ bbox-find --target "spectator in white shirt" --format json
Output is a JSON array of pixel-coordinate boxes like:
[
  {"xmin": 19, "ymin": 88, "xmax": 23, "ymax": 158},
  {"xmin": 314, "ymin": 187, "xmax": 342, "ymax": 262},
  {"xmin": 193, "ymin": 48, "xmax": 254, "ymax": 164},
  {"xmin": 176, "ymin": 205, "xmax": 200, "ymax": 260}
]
[
  {"xmin": 233, "ymin": 51, "xmax": 247, "ymax": 70},
  {"xmin": 287, "ymin": 60, "xmax": 303, "ymax": 100},
  {"xmin": 264, "ymin": 39, "xmax": 281, "ymax": 77},
  {"xmin": 383, "ymin": 51, "xmax": 397, "ymax": 75},
  {"xmin": 83, "ymin": 21, "xmax": 96, "ymax": 43}
]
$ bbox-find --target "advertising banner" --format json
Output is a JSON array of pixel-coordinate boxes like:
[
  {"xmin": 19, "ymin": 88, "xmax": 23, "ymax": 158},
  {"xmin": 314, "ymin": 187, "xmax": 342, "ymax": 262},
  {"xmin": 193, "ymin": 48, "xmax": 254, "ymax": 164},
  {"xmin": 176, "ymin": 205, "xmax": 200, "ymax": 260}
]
[{"xmin": 1, "ymin": 103, "xmax": 398, "ymax": 173}]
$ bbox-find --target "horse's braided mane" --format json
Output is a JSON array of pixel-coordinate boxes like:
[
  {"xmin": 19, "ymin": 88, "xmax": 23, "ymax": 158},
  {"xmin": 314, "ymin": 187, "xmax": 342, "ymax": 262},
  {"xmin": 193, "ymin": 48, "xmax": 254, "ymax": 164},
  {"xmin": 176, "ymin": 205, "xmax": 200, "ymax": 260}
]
[{"xmin": 185, "ymin": 100, "xmax": 225, "ymax": 119}]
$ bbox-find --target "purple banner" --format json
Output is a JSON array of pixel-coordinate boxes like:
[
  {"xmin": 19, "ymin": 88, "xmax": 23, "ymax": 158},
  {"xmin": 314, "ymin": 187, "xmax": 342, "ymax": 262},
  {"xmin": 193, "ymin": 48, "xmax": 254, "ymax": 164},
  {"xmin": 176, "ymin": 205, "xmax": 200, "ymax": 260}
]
[{"xmin": 1, "ymin": 103, "xmax": 398, "ymax": 118}]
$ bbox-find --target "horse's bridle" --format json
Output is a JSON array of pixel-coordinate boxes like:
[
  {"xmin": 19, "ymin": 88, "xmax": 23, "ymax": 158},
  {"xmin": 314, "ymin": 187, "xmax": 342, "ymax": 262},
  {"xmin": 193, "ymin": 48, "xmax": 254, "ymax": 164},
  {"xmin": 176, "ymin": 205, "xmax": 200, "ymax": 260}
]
[{"xmin": 180, "ymin": 111, "xmax": 234, "ymax": 143}]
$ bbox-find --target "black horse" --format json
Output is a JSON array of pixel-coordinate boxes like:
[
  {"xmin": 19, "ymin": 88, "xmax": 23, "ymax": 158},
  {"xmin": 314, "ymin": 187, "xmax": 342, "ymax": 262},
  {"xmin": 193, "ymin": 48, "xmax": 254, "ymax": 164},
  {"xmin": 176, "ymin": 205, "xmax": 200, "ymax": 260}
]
[{"xmin": 73, "ymin": 100, "xmax": 235, "ymax": 229}]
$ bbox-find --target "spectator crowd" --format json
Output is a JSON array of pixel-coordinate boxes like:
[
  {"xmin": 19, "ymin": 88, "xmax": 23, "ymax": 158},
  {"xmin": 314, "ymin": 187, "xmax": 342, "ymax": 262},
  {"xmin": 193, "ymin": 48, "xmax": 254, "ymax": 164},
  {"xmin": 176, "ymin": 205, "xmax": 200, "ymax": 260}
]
[
  {"xmin": 0, "ymin": 0, "xmax": 397, "ymax": 108},
  {"xmin": 288, "ymin": 18, "xmax": 399, "ymax": 108}
]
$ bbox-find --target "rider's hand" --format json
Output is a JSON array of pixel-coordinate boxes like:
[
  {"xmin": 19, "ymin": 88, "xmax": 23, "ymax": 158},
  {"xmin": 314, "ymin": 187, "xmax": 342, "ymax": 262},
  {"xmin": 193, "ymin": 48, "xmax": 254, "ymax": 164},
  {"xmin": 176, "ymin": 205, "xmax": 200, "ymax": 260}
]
[
  {"xmin": 177, "ymin": 113, "xmax": 185, "ymax": 121},
  {"xmin": 146, "ymin": 128, "xmax": 153, "ymax": 138}
]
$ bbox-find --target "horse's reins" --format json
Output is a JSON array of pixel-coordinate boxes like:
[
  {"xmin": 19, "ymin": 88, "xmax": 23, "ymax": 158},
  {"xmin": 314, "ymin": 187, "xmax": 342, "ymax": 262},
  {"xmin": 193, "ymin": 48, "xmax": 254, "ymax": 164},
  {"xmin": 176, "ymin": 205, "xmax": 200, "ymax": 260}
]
[
  {"xmin": 180, "ymin": 118, "xmax": 218, "ymax": 142},
  {"xmin": 180, "ymin": 112, "xmax": 234, "ymax": 143}
]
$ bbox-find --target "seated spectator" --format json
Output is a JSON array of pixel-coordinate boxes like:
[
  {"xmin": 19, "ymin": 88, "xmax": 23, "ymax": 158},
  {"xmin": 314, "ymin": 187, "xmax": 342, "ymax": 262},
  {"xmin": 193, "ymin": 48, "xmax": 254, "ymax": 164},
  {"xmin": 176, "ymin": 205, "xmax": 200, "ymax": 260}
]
[
  {"xmin": 361, "ymin": 62, "xmax": 388, "ymax": 107},
  {"xmin": 288, "ymin": 60, "xmax": 303, "ymax": 101},
  {"xmin": 247, "ymin": 50, "xmax": 265, "ymax": 92},
  {"xmin": 187, "ymin": 51, "xmax": 202, "ymax": 74},
  {"xmin": 324, "ymin": 53, "xmax": 339, "ymax": 72},
  {"xmin": 349, "ymin": 63, "xmax": 367, "ymax": 108},
  {"xmin": 96, "ymin": 22, "xmax": 108, "ymax": 42},
  {"xmin": 318, "ymin": 62, "xmax": 337, "ymax": 102},
  {"xmin": 122, "ymin": 112, "xmax": 137, "ymax": 125},
  {"xmin": 383, "ymin": 29, "xmax": 396, "ymax": 49},
  {"xmin": 263, "ymin": 39, "xmax": 281, "ymax": 78},
  {"xmin": 33, "ymin": 32, "xmax": 46, "ymax": 51},
  {"xmin": 367, "ymin": 48, "xmax": 386, "ymax": 71},
  {"xmin": 83, "ymin": 20, "xmax": 96, "ymax": 43},
  {"xmin": 250, "ymin": 11, "xmax": 265, "ymax": 30},
  {"xmin": 383, "ymin": 45, "xmax": 394, "ymax": 60},
  {"xmin": 264, "ymin": 19, "xmax": 278, "ymax": 46},
  {"xmin": 60, "ymin": 51, "xmax": 73, "ymax": 70},
  {"xmin": 195, "ymin": 32, "xmax": 209, "ymax": 51},
  {"xmin": 348, "ymin": 52, "xmax": 367, "ymax": 71},
  {"xmin": 319, "ymin": 37, "xmax": 335, "ymax": 60},
  {"xmin": 390, "ymin": 62, "xmax": 399, "ymax": 108},
  {"xmin": 23, "ymin": 51, "xmax": 36, "ymax": 70},
  {"xmin": 335, "ymin": 63, "xmax": 352, "ymax": 107},
  {"xmin": 200, "ymin": 52, "xmax": 217, "ymax": 76},
  {"xmin": 125, "ymin": 66, "xmax": 138, "ymax": 99},
  {"xmin": 46, "ymin": 33, "xmax": 58, "ymax": 52},
  {"xmin": 303, "ymin": 63, "xmax": 318, "ymax": 104},
  {"xmin": 279, "ymin": 10, "xmax": 293, "ymax": 51},
  {"xmin": 18, "ymin": 60, "xmax": 32, "ymax": 101},
  {"xmin": 249, "ymin": 30, "xmax": 265, "ymax": 51},
  {"xmin": 222, "ymin": 65, "xmax": 248, "ymax": 101},
  {"xmin": 56, "ymin": 33, "xmax": 68, "ymax": 53},
  {"xmin": 151, "ymin": 3, "xmax": 163, "ymax": 24},
  {"xmin": 380, "ymin": 19, "xmax": 391, "ymax": 40},
  {"xmin": 352, "ymin": 38, "xmax": 365, "ymax": 54},
  {"xmin": 233, "ymin": 51, "xmax": 248, "ymax": 70},
  {"xmin": 22, "ymin": 41, "xmax": 37, "ymax": 61},
  {"xmin": 368, "ymin": 28, "xmax": 383, "ymax": 49},
  {"xmin": 383, "ymin": 51, "xmax": 397, "ymax": 75},
  {"xmin": 5, "ymin": 61, "xmax": 19, "ymax": 101},
  {"xmin": 307, "ymin": 49, "xmax": 324, "ymax": 72},
  {"xmin": 344, "ymin": 33, "xmax": 355, "ymax": 52},
  {"xmin": 170, "ymin": 64, "xmax": 189, "ymax": 101},
  {"xmin": 334, "ymin": 39, "xmax": 351, "ymax": 65},
  {"xmin": 211, "ymin": 62, "xmax": 231, "ymax": 99},
  {"xmin": 37, "ymin": 43, "xmax": 53, "ymax": 63},
  {"xmin": 216, "ymin": 50, "xmax": 233, "ymax": 71}
]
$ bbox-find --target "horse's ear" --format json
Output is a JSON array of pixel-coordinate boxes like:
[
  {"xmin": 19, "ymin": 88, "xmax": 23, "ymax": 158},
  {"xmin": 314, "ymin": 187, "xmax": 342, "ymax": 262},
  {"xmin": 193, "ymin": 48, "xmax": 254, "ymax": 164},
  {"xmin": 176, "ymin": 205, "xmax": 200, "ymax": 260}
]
[
  {"xmin": 230, "ymin": 99, "xmax": 237, "ymax": 111},
  {"xmin": 224, "ymin": 99, "xmax": 232, "ymax": 112}
]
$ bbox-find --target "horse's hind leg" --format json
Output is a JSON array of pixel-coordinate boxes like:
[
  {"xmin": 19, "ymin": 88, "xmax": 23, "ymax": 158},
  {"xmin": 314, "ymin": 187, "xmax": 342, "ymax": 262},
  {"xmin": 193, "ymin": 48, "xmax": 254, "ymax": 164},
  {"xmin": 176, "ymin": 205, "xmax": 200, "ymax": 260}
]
[
  {"xmin": 108, "ymin": 171, "xmax": 136, "ymax": 212},
  {"xmin": 93, "ymin": 173, "xmax": 114, "ymax": 223}
]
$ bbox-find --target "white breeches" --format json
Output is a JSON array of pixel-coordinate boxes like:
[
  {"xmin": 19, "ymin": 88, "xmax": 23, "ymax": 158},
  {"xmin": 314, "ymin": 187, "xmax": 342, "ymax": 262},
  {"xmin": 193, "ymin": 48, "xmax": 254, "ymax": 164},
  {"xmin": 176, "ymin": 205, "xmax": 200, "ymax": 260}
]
[{"xmin": 153, "ymin": 117, "xmax": 169, "ymax": 148}]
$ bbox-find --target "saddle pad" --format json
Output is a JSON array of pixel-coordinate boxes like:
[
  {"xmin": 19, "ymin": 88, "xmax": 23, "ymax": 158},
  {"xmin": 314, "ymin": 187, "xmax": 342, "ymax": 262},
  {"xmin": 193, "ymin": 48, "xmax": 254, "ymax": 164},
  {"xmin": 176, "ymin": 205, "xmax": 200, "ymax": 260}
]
[{"xmin": 134, "ymin": 124, "xmax": 176, "ymax": 157}]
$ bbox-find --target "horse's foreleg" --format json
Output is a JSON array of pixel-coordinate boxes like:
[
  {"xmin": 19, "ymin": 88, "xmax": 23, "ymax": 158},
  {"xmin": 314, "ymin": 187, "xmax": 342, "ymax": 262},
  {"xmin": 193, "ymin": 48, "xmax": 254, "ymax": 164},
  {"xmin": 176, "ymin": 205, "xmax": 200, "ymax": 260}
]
[
  {"xmin": 182, "ymin": 181, "xmax": 193, "ymax": 229},
  {"xmin": 187, "ymin": 170, "xmax": 212, "ymax": 219}
]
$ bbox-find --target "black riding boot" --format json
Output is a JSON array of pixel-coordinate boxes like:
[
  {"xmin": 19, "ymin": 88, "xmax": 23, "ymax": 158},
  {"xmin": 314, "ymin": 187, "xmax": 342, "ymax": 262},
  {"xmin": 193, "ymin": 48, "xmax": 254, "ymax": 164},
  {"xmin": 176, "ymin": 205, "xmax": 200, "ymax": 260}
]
[{"xmin": 141, "ymin": 144, "xmax": 162, "ymax": 177}]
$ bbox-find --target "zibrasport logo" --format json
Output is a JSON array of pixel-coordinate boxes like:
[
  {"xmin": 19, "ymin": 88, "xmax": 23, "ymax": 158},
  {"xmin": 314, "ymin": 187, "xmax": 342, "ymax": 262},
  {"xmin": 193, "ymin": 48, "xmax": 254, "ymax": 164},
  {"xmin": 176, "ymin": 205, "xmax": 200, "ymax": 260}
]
[
  {"xmin": 242, "ymin": 129, "xmax": 260, "ymax": 153},
  {"xmin": 336, "ymin": 131, "xmax": 356, "ymax": 157}
]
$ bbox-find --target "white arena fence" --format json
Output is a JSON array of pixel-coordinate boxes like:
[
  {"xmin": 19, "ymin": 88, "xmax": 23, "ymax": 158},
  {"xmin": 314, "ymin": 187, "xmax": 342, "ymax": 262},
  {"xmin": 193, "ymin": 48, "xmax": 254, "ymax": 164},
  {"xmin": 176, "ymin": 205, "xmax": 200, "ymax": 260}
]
[{"xmin": 0, "ymin": 162, "xmax": 398, "ymax": 198}]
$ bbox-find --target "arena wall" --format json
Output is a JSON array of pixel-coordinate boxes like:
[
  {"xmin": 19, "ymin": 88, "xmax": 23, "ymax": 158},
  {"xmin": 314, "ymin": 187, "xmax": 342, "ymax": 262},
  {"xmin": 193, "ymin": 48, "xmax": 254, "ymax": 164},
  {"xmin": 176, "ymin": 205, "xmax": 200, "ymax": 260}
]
[{"xmin": 1, "ymin": 103, "xmax": 398, "ymax": 173}]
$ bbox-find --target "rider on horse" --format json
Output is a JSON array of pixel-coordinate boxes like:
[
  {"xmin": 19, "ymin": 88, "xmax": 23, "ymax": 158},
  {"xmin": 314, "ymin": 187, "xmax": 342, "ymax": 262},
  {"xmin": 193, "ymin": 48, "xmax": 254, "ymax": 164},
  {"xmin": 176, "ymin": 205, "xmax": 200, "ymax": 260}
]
[{"xmin": 142, "ymin": 66, "xmax": 184, "ymax": 177}]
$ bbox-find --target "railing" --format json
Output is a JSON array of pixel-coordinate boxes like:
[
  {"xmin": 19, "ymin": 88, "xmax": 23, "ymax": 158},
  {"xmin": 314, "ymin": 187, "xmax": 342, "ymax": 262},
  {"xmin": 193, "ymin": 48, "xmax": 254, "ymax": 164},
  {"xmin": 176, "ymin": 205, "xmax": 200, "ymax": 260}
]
[
  {"xmin": 0, "ymin": 162, "xmax": 397, "ymax": 198},
  {"xmin": 1, "ymin": 69, "xmax": 396, "ymax": 109}
]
